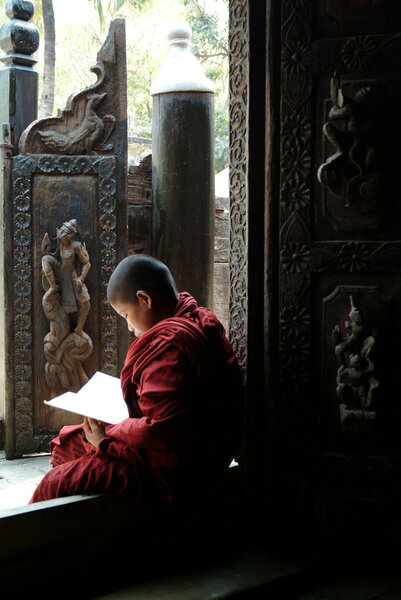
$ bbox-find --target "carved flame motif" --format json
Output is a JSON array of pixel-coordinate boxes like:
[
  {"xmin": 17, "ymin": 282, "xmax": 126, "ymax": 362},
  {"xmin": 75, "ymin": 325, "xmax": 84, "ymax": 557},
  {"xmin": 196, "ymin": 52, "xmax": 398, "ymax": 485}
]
[
  {"xmin": 41, "ymin": 219, "xmax": 93, "ymax": 396},
  {"xmin": 18, "ymin": 20, "xmax": 121, "ymax": 155}
]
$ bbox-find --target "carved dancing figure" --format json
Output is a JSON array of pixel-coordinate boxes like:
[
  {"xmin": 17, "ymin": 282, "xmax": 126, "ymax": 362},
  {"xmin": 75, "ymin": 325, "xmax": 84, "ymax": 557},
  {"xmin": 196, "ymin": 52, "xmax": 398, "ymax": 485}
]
[
  {"xmin": 41, "ymin": 219, "xmax": 93, "ymax": 396},
  {"xmin": 318, "ymin": 73, "xmax": 387, "ymax": 213},
  {"xmin": 332, "ymin": 296, "xmax": 379, "ymax": 426},
  {"xmin": 332, "ymin": 295, "xmax": 365, "ymax": 365}
]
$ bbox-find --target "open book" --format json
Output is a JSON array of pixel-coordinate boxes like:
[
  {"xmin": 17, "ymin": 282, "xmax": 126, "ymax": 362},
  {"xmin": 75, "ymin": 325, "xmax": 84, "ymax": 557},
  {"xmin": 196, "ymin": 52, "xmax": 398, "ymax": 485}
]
[{"xmin": 44, "ymin": 371, "xmax": 129, "ymax": 425}]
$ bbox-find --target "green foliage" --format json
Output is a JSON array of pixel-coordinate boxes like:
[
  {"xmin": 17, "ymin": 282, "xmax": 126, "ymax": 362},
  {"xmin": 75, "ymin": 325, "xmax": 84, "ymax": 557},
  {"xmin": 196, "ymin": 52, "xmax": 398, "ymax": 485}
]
[
  {"xmin": 26, "ymin": 0, "xmax": 228, "ymax": 174},
  {"xmin": 185, "ymin": 0, "xmax": 229, "ymax": 170},
  {"xmin": 214, "ymin": 105, "xmax": 228, "ymax": 172},
  {"xmin": 88, "ymin": 0, "xmax": 152, "ymax": 32},
  {"xmin": 187, "ymin": 0, "xmax": 228, "ymax": 67},
  {"xmin": 127, "ymin": 52, "xmax": 154, "ymax": 137},
  {"xmin": 0, "ymin": 0, "xmax": 5, "ymax": 27}
]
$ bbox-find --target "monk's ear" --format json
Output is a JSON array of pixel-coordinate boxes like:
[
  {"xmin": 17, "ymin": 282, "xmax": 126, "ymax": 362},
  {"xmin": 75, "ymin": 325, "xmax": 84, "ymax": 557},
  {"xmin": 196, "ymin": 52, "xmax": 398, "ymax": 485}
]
[{"xmin": 136, "ymin": 290, "xmax": 152, "ymax": 309}]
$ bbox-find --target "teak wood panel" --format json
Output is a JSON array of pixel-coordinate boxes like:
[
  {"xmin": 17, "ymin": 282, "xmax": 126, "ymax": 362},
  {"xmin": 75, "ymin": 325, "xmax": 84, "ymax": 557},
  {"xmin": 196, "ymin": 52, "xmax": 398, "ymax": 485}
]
[
  {"xmin": 10, "ymin": 155, "xmax": 120, "ymax": 455},
  {"xmin": 274, "ymin": 0, "xmax": 401, "ymax": 545}
]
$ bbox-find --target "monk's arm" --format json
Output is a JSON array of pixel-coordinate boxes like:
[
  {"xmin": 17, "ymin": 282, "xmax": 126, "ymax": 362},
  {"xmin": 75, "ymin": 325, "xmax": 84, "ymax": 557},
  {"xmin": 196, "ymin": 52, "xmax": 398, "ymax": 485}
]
[{"xmin": 96, "ymin": 345, "xmax": 194, "ymax": 462}]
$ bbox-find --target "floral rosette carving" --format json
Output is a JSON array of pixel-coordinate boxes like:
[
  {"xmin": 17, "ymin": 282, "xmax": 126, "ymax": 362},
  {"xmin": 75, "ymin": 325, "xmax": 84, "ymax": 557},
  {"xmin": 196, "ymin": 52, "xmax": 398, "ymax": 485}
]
[
  {"xmin": 281, "ymin": 114, "xmax": 311, "ymax": 150},
  {"xmin": 338, "ymin": 242, "xmax": 370, "ymax": 272},
  {"xmin": 279, "ymin": 1, "xmax": 313, "ymax": 418},
  {"xmin": 98, "ymin": 158, "xmax": 118, "ymax": 374},
  {"xmin": 282, "ymin": 39, "xmax": 312, "ymax": 75},
  {"xmin": 12, "ymin": 165, "xmax": 36, "ymax": 454},
  {"xmin": 280, "ymin": 333, "xmax": 310, "ymax": 370},
  {"xmin": 280, "ymin": 242, "xmax": 311, "ymax": 274},
  {"xmin": 281, "ymin": 181, "xmax": 310, "ymax": 211},
  {"xmin": 280, "ymin": 304, "xmax": 310, "ymax": 336},
  {"xmin": 279, "ymin": 303, "xmax": 310, "ymax": 410},
  {"xmin": 341, "ymin": 36, "xmax": 377, "ymax": 70},
  {"xmin": 282, "ymin": 147, "xmax": 311, "ymax": 185}
]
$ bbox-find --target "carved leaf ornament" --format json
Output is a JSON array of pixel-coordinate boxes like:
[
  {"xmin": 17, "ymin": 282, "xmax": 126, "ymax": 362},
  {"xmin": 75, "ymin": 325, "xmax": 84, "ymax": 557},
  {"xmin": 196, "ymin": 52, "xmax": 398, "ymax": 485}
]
[{"xmin": 229, "ymin": 0, "xmax": 249, "ymax": 375}]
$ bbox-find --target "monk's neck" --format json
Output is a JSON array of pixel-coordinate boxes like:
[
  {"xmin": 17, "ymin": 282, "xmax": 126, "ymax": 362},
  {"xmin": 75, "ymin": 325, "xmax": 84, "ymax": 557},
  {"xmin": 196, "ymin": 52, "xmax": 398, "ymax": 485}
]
[{"xmin": 153, "ymin": 296, "xmax": 179, "ymax": 323}]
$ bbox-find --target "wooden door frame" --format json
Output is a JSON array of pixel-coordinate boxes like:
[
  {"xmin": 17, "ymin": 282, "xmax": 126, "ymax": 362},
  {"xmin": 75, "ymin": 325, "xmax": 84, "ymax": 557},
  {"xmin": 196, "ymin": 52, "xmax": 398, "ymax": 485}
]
[{"xmin": 228, "ymin": 0, "xmax": 276, "ymax": 518}]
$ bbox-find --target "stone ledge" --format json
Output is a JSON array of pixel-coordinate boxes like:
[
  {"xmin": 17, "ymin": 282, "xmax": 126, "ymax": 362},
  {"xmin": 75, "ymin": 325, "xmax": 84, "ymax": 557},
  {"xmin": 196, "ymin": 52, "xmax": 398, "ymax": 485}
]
[
  {"xmin": 94, "ymin": 545, "xmax": 328, "ymax": 600},
  {"xmin": 0, "ymin": 467, "xmax": 247, "ymax": 597}
]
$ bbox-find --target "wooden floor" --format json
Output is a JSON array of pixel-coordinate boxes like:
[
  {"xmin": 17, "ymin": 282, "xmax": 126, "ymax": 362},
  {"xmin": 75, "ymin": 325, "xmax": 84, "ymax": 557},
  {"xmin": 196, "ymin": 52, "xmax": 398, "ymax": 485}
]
[
  {"xmin": 295, "ymin": 573, "xmax": 401, "ymax": 600},
  {"xmin": 92, "ymin": 543, "xmax": 401, "ymax": 600},
  {"xmin": 1, "ymin": 455, "xmax": 400, "ymax": 600}
]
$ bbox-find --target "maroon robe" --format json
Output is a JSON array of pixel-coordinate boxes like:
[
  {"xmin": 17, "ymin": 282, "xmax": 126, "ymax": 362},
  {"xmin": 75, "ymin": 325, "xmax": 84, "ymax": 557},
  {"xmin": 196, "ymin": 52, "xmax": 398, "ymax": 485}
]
[{"xmin": 29, "ymin": 293, "xmax": 243, "ymax": 504}]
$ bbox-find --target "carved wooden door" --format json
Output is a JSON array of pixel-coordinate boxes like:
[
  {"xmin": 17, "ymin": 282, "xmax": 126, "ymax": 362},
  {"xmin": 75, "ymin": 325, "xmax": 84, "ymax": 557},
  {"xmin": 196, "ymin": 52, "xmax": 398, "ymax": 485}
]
[
  {"xmin": 229, "ymin": 0, "xmax": 401, "ymax": 546},
  {"xmin": 274, "ymin": 0, "xmax": 401, "ymax": 547}
]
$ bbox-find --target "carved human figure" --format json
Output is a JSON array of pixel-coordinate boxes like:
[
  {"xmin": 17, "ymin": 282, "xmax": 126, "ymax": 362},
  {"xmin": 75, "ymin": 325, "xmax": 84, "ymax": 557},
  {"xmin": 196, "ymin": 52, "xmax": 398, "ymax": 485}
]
[
  {"xmin": 336, "ymin": 348, "xmax": 378, "ymax": 411},
  {"xmin": 41, "ymin": 219, "xmax": 93, "ymax": 395},
  {"xmin": 332, "ymin": 296, "xmax": 365, "ymax": 365},
  {"xmin": 42, "ymin": 219, "xmax": 91, "ymax": 335},
  {"xmin": 332, "ymin": 296, "xmax": 379, "ymax": 425},
  {"xmin": 318, "ymin": 73, "xmax": 388, "ymax": 214}
]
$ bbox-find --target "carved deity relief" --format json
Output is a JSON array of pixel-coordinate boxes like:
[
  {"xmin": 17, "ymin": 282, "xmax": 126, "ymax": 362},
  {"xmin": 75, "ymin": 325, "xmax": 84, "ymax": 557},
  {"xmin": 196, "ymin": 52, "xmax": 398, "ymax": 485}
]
[
  {"xmin": 41, "ymin": 219, "xmax": 93, "ymax": 396},
  {"xmin": 318, "ymin": 73, "xmax": 389, "ymax": 225},
  {"xmin": 332, "ymin": 296, "xmax": 379, "ymax": 429}
]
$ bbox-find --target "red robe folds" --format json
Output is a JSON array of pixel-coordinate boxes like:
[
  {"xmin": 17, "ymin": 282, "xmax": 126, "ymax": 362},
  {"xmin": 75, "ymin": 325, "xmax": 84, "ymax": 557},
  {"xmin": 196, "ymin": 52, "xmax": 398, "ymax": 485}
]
[{"xmin": 29, "ymin": 293, "xmax": 243, "ymax": 504}]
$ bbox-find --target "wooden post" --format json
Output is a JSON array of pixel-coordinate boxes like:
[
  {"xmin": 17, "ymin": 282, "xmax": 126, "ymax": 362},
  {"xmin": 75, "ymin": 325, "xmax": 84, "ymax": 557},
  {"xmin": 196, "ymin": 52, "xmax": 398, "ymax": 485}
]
[
  {"xmin": 0, "ymin": 0, "xmax": 38, "ymax": 452},
  {"xmin": 151, "ymin": 24, "xmax": 215, "ymax": 309},
  {"xmin": 0, "ymin": 0, "xmax": 39, "ymax": 154}
]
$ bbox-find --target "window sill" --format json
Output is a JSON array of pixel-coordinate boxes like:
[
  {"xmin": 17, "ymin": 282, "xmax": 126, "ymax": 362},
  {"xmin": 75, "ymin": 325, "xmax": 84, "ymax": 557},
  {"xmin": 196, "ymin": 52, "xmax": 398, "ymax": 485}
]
[
  {"xmin": 0, "ymin": 465, "xmax": 245, "ymax": 596},
  {"xmin": 0, "ymin": 451, "xmax": 51, "ymax": 510}
]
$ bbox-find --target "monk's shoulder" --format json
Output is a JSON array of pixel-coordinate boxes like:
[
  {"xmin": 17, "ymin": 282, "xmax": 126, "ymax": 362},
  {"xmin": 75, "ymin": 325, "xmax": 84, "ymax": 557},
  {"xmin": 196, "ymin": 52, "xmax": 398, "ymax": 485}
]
[{"xmin": 144, "ymin": 318, "xmax": 209, "ymax": 364}]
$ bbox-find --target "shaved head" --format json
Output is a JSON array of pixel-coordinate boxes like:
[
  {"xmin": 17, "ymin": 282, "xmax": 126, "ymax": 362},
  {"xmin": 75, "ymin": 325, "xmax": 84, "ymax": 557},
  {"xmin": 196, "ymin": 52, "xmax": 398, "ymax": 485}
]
[{"xmin": 107, "ymin": 255, "xmax": 179, "ymax": 306}]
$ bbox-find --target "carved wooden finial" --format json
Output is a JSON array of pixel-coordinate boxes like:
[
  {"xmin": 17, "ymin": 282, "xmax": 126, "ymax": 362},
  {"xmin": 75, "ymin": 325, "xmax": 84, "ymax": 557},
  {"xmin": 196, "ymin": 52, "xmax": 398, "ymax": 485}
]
[
  {"xmin": 150, "ymin": 22, "xmax": 214, "ymax": 95},
  {"xmin": 0, "ymin": 0, "xmax": 39, "ymax": 67}
]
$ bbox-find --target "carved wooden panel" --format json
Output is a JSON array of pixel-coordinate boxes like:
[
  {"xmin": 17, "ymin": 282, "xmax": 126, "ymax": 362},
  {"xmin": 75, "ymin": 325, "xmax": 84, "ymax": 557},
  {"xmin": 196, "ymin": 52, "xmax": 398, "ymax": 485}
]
[
  {"xmin": 272, "ymin": 0, "xmax": 401, "ymax": 544},
  {"xmin": 279, "ymin": 0, "xmax": 401, "ymax": 421},
  {"xmin": 5, "ymin": 19, "xmax": 127, "ymax": 457},
  {"xmin": 279, "ymin": 1, "xmax": 313, "ymax": 423},
  {"xmin": 11, "ymin": 154, "xmax": 120, "ymax": 454},
  {"xmin": 228, "ymin": 0, "xmax": 249, "ymax": 375},
  {"xmin": 321, "ymin": 285, "xmax": 391, "ymax": 433},
  {"xmin": 315, "ymin": 75, "xmax": 401, "ymax": 240},
  {"xmin": 315, "ymin": 1, "xmax": 401, "ymax": 37}
]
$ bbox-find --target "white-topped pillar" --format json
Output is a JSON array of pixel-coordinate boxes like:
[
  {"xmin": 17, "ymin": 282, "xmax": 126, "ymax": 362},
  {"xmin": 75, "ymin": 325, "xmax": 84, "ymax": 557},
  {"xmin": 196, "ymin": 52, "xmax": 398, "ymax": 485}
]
[{"xmin": 151, "ymin": 24, "xmax": 215, "ymax": 309}]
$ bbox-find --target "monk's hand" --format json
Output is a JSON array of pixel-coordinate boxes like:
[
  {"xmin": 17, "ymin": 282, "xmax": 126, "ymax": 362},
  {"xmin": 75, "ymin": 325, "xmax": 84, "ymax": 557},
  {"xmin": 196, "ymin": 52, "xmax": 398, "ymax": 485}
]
[{"xmin": 83, "ymin": 417, "xmax": 106, "ymax": 448}]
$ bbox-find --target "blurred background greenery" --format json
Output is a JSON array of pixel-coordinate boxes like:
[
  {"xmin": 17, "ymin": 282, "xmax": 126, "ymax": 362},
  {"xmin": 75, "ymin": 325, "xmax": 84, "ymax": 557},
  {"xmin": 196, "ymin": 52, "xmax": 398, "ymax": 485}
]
[{"xmin": 0, "ymin": 0, "xmax": 229, "ymax": 172}]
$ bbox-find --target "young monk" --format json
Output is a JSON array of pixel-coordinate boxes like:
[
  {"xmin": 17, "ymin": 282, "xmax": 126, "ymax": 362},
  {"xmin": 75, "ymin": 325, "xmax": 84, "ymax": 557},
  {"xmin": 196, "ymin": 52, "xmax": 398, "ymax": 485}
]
[{"xmin": 29, "ymin": 255, "xmax": 243, "ymax": 505}]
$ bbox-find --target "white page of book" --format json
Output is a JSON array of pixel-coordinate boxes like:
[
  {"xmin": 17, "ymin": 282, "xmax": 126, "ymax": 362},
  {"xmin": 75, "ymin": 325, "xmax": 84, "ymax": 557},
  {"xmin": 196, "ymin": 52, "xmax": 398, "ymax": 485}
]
[{"xmin": 44, "ymin": 371, "xmax": 129, "ymax": 424}]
